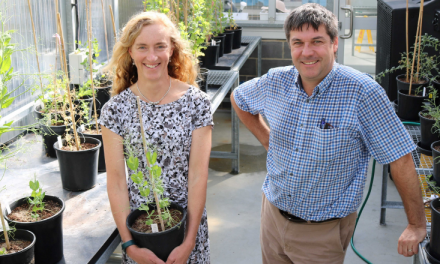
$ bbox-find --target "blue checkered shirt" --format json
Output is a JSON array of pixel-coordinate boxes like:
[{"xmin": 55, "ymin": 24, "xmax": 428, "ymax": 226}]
[{"xmin": 233, "ymin": 63, "xmax": 416, "ymax": 221}]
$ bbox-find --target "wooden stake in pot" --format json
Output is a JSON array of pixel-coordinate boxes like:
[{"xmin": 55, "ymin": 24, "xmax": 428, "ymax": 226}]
[
  {"xmin": 27, "ymin": 0, "xmax": 44, "ymax": 95},
  {"xmin": 86, "ymin": 0, "xmax": 100, "ymax": 134},
  {"xmin": 184, "ymin": 0, "xmax": 187, "ymax": 27},
  {"xmin": 109, "ymin": 5, "xmax": 117, "ymax": 43},
  {"xmin": 100, "ymin": 0, "xmax": 109, "ymax": 60},
  {"xmin": 0, "ymin": 203, "xmax": 10, "ymax": 251},
  {"xmin": 408, "ymin": 0, "xmax": 424, "ymax": 95},
  {"xmin": 406, "ymin": 0, "xmax": 409, "ymax": 80},
  {"xmin": 57, "ymin": 13, "xmax": 81, "ymax": 150},
  {"xmin": 136, "ymin": 96, "xmax": 165, "ymax": 231}
]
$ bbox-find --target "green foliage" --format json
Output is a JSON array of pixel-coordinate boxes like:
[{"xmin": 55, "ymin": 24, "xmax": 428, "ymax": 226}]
[
  {"xmin": 124, "ymin": 136, "xmax": 178, "ymax": 229},
  {"xmin": 27, "ymin": 174, "xmax": 45, "ymax": 220},
  {"xmin": 227, "ymin": 8, "xmax": 237, "ymax": 29},
  {"xmin": 143, "ymin": 0, "xmax": 170, "ymax": 13},
  {"xmin": 0, "ymin": 247, "xmax": 5, "ymax": 255},
  {"xmin": 78, "ymin": 38, "xmax": 102, "ymax": 74},
  {"xmin": 376, "ymin": 34, "xmax": 440, "ymax": 83}
]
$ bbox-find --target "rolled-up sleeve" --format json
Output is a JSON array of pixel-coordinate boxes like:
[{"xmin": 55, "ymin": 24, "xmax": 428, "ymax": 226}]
[
  {"xmin": 358, "ymin": 82, "xmax": 416, "ymax": 164},
  {"xmin": 233, "ymin": 74, "xmax": 268, "ymax": 116}
]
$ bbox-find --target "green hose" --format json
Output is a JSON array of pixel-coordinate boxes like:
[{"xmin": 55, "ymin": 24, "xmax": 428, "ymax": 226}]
[{"xmin": 350, "ymin": 121, "xmax": 420, "ymax": 263}]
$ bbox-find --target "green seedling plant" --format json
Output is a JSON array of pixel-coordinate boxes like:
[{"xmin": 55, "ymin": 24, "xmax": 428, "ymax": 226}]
[
  {"xmin": 125, "ymin": 140, "xmax": 178, "ymax": 230},
  {"xmin": 143, "ymin": 0, "xmax": 170, "ymax": 13},
  {"xmin": 227, "ymin": 6, "xmax": 237, "ymax": 30},
  {"xmin": 27, "ymin": 175, "xmax": 45, "ymax": 220},
  {"xmin": 376, "ymin": 34, "xmax": 440, "ymax": 85}
]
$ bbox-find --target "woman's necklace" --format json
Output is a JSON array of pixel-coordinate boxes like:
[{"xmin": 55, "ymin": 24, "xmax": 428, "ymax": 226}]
[{"xmin": 136, "ymin": 77, "xmax": 171, "ymax": 105}]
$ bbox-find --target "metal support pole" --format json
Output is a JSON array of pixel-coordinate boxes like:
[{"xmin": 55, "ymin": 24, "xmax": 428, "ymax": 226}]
[
  {"xmin": 258, "ymin": 39, "xmax": 262, "ymax": 77},
  {"xmin": 380, "ymin": 163, "xmax": 388, "ymax": 226},
  {"xmin": 231, "ymin": 76, "xmax": 240, "ymax": 174}
]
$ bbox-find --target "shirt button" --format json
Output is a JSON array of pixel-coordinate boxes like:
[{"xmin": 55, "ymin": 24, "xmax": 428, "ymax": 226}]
[
  {"xmin": 300, "ymin": 124, "xmax": 303, "ymax": 127},
  {"xmin": 306, "ymin": 99, "xmax": 309, "ymax": 103},
  {"xmin": 288, "ymin": 194, "xmax": 292, "ymax": 197},
  {"xmin": 290, "ymin": 173, "xmax": 293, "ymax": 176},
  {"xmin": 295, "ymin": 148, "xmax": 298, "ymax": 151}
]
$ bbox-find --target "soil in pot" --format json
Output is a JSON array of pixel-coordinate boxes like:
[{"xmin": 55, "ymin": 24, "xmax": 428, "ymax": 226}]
[
  {"xmin": 0, "ymin": 229, "xmax": 35, "ymax": 264},
  {"xmin": 397, "ymin": 90, "xmax": 428, "ymax": 121},
  {"xmin": 5, "ymin": 196, "xmax": 65, "ymax": 264},
  {"xmin": 131, "ymin": 208, "xmax": 184, "ymax": 233},
  {"xmin": 126, "ymin": 202, "xmax": 187, "ymax": 261},
  {"xmin": 54, "ymin": 137, "xmax": 101, "ymax": 191},
  {"xmin": 8, "ymin": 200, "xmax": 62, "ymax": 222},
  {"xmin": 419, "ymin": 111, "xmax": 440, "ymax": 150},
  {"xmin": 80, "ymin": 124, "xmax": 106, "ymax": 172}
]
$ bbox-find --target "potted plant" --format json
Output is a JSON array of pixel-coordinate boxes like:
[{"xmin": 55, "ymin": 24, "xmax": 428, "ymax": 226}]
[
  {"xmin": 224, "ymin": 7, "xmax": 242, "ymax": 50},
  {"xmin": 5, "ymin": 176, "xmax": 65, "ymax": 264},
  {"xmin": 418, "ymin": 88, "xmax": 440, "ymax": 154},
  {"xmin": 423, "ymin": 178, "xmax": 440, "ymax": 263},
  {"xmin": 125, "ymin": 97, "xmax": 187, "ymax": 261},
  {"xmin": 53, "ymin": 2, "xmax": 102, "ymax": 191}
]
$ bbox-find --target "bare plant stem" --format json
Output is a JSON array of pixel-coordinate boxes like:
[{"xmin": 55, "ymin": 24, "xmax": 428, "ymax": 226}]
[
  {"xmin": 0, "ymin": 204, "xmax": 10, "ymax": 250},
  {"xmin": 184, "ymin": 0, "xmax": 187, "ymax": 27},
  {"xmin": 58, "ymin": 13, "xmax": 80, "ymax": 150},
  {"xmin": 136, "ymin": 96, "xmax": 165, "ymax": 231},
  {"xmin": 27, "ymin": 0, "xmax": 44, "ymax": 95},
  {"xmin": 416, "ymin": 1, "xmax": 424, "ymax": 82},
  {"xmin": 109, "ymin": 5, "xmax": 117, "ymax": 43},
  {"xmin": 53, "ymin": 42, "xmax": 58, "ymax": 123}
]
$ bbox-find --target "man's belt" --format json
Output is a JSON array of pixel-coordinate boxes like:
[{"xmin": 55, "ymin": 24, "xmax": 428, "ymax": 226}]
[{"xmin": 279, "ymin": 210, "xmax": 340, "ymax": 224}]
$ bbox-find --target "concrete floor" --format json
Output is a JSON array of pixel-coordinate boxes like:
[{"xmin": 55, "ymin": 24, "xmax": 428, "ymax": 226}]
[{"xmin": 108, "ymin": 109, "xmax": 417, "ymax": 264}]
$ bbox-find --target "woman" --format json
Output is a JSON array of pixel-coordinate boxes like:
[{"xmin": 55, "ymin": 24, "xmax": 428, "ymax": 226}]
[{"xmin": 100, "ymin": 12, "xmax": 213, "ymax": 264}]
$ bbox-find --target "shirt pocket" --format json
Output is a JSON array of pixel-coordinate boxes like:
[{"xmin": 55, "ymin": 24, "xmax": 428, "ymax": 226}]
[{"xmin": 307, "ymin": 127, "xmax": 358, "ymax": 162}]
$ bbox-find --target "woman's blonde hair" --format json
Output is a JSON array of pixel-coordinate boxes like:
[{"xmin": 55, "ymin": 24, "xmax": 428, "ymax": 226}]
[{"xmin": 103, "ymin": 12, "xmax": 199, "ymax": 96}]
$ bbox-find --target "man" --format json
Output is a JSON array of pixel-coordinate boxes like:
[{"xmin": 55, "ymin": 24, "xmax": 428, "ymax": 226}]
[{"xmin": 231, "ymin": 3, "xmax": 426, "ymax": 263}]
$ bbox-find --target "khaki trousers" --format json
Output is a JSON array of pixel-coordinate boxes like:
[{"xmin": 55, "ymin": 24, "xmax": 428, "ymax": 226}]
[{"xmin": 260, "ymin": 194, "xmax": 357, "ymax": 264}]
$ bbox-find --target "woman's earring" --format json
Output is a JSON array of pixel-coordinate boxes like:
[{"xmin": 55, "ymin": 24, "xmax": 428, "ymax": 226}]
[
  {"xmin": 132, "ymin": 60, "xmax": 135, "ymax": 66},
  {"xmin": 169, "ymin": 59, "xmax": 171, "ymax": 63}
]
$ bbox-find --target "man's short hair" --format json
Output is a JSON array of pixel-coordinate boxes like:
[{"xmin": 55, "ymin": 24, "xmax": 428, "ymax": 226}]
[{"xmin": 284, "ymin": 3, "xmax": 338, "ymax": 43}]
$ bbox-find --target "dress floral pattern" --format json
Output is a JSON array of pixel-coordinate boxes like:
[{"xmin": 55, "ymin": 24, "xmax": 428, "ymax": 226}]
[{"xmin": 99, "ymin": 86, "xmax": 213, "ymax": 264}]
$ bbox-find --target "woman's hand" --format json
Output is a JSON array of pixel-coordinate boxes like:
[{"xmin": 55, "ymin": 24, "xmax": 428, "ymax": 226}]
[
  {"xmin": 165, "ymin": 242, "xmax": 194, "ymax": 264},
  {"xmin": 126, "ymin": 246, "xmax": 166, "ymax": 264}
]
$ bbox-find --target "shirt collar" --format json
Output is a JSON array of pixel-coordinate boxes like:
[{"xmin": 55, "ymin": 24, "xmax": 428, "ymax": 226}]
[{"xmin": 293, "ymin": 62, "xmax": 339, "ymax": 96}]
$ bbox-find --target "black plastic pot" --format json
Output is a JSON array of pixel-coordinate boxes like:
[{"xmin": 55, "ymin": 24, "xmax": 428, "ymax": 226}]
[
  {"xmin": 54, "ymin": 137, "xmax": 101, "ymax": 191},
  {"xmin": 40, "ymin": 124, "xmax": 68, "ymax": 158},
  {"xmin": 5, "ymin": 196, "xmax": 65, "ymax": 264},
  {"xmin": 223, "ymin": 31, "xmax": 234, "ymax": 54},
  {"xmin": 0, "ymin": 229, "xmax": 36, "ymax": 264},
  {"xmin": 426, "ymin": 242, "xmax": 440, "ymax": 264},
  {"xmin": 396, "ymin": 74, "xmax": 428, "ymax": 99},
  {"xmin": 80, "ymin": 124, "xmax": 105, "ymax": 172},
  {"xmin": 213, "ymin": 34, "xmax": 225, "ymax": 58},
  {"xmin": 419, "ymin": 111, "xmax": 440, "ymax": 150},
  {"xmin": 74, "ymin": 97, "xmax": 93, "ymax": 126},
  {"xmin": 93, "ymin": 84, "xmax": 112, "ymax": 118},
  {"xmin": 397, "ymin": 90, "xmax": 428, "ymax": 121},
  {"xmin": 431, "ymin": 141, "xmax": 440, "ymax": 184},
  {"xmin": 225, "ymin": 26, "xmax": 242, "ymax": 49},
  {"xmin": 197, "ymin": 68, "xmax": 209, "ymax": 92},
  {"xmin": 430, "ymin": 199, "xmax": 440, "ymax": 260},
  {"xmin": 126, "ymin": 202, "xmax": 187, "ymax": 262},
  {"xmin": 201, "ymin": 44, "xmax": 220, "ymax": 69}
]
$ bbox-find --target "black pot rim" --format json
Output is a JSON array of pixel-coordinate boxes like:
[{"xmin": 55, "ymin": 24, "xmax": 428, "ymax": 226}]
[
  {"xmin": 419, "ymin": 111, "xmax": 439, "ymax": 121},
  {"xmin": 80, "ymin": 124, "xmax": 102, "ymax": 136},
  {"xmin": 416, "ymin": 141, "xmax": 432, "ymax": 156},
  {"xmin": 127, "ymin": 203, "xmax": 187, "ymax": 237},
  {"xmin": 398, "ymin": 89, "xmax": 429, "ymax": 98},
  {"xmin": 199, "ymin": 68, "xmax": 209, "ymax": 74},
  {"xmin": 95, "ymin": 85, "xmax": 112, "ymax": 90},
  {"xmin": 5, "ymin": 195, "xmax": 65, "ymax": 224},
  {"xmin": 396, "ymin": 74, "xmax": 428, "ymax": 84},
  {"xmin": 425, "ymin": 242, "xmax": 440, "ymax": 264},
  {"xmin": 53, "ymin": 137, "xmax": 101, "ymax": 153},
  {"xmin": 0, "ymin": 229, "xmax": 36, "ymax": 257},
  {"xmin": 431, "ymin": 140, "xmax": 440, "ymax": 154},
  {"xmin": 431, "ymin": 198, "xmax": 440, "ymax": 215}
]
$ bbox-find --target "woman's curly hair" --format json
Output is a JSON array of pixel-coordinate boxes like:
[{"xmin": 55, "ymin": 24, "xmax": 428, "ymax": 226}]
[{"xmin": 103, "ymin": 11, "xmax": 199, "ymax": 96}]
